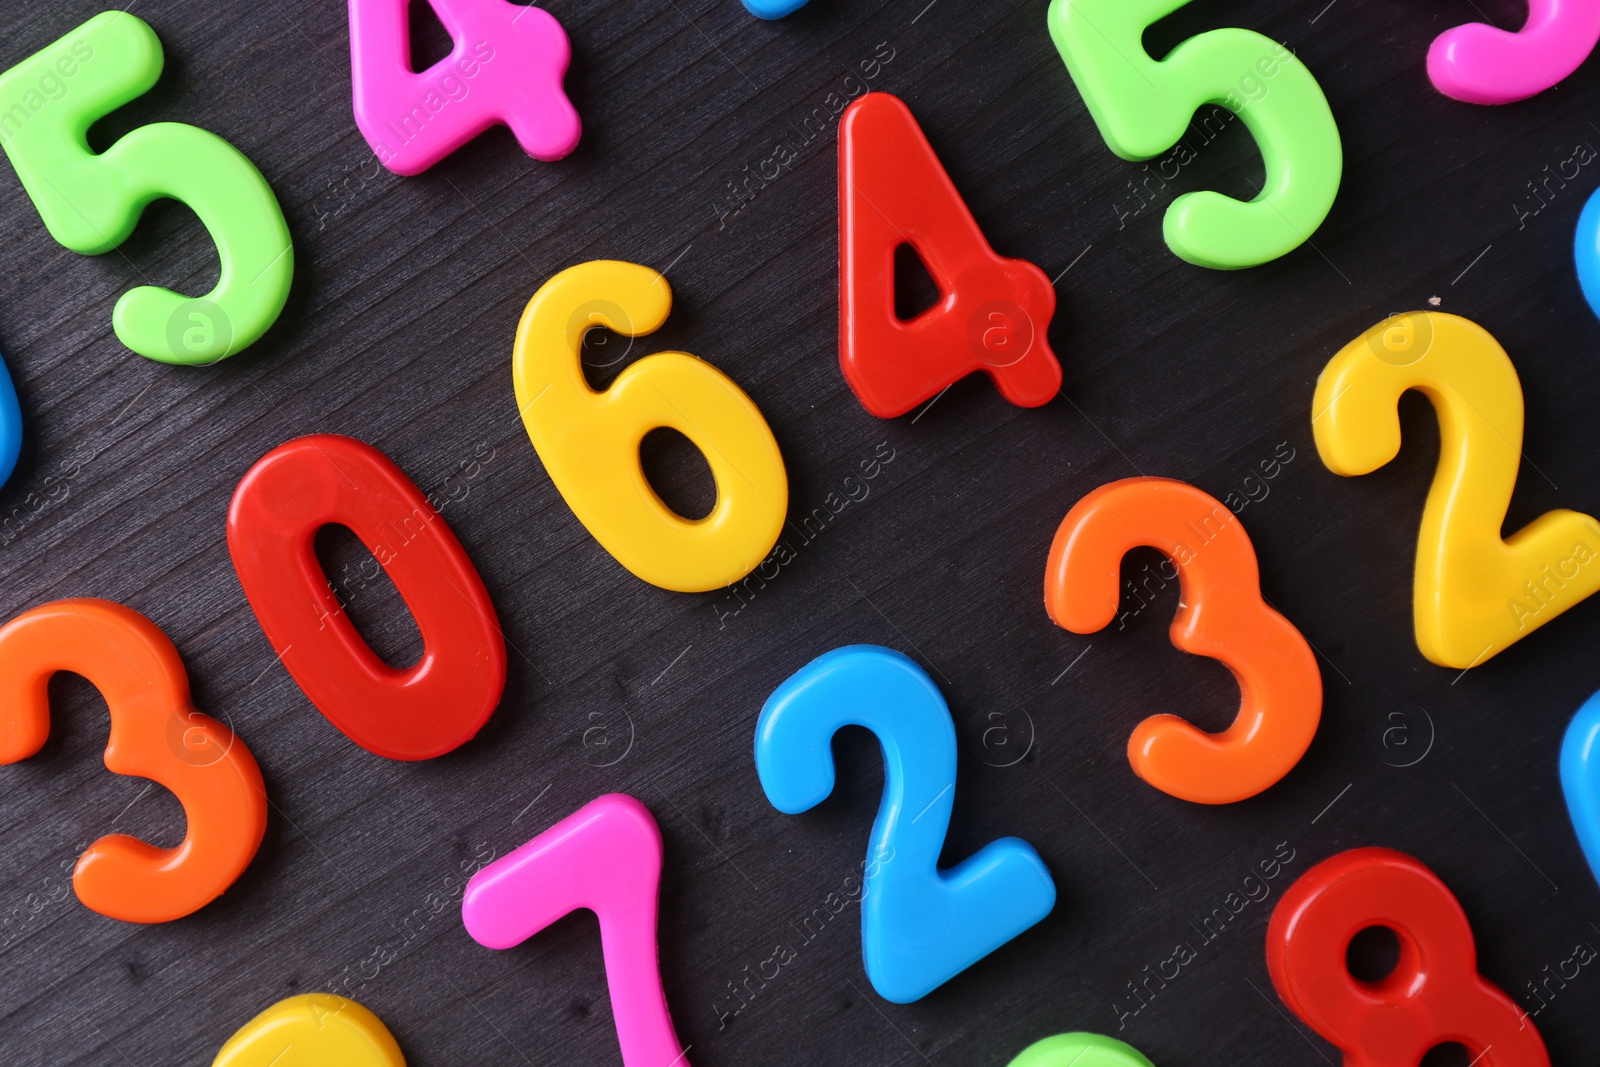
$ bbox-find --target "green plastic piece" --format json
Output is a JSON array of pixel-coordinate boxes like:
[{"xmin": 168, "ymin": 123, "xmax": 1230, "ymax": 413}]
[
  {"xmin": 0, "ymin": 11, "xmax": 293, "ymax": 364},
  {"xmin": 1047, "ymin": 0, "xmax": 1342, "ymax": 269},
  {"xmin": 1006, "ymin": 1033, "xmax": 1158, "ymax": 1067}
]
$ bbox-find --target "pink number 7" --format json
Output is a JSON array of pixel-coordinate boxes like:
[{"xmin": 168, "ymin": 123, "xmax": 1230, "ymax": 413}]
[
  {"xmin": 348, "ymin": 0, "xmax": 581, "ymax": 175},
  {"xmin": 462, "ymin": 794, "xmax": 690, "ymax": 1067}
]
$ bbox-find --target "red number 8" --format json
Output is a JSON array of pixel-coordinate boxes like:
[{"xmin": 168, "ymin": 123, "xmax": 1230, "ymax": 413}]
[{"xmin": 1267, "ymin": 847, "xmax": 1548, "ymax": 1067}]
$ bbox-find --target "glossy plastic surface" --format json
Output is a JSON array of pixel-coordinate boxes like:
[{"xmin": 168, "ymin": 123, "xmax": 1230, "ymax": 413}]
[
  {"xmin": 348, "ymin": 0, "xmax": 579, "ymax": 175},
  {"xmin": 1428, "ymin": 0, "xmax": 1600, "ymax": 104},
  {"xmin": 742, "ymin": 0, "xmax": 808, "ymax": 16},
  {"xmin": 1045, "ymin": 477, "xmax": 1321, "ymax": 804},
  {"xmin": 213, "ymin": 994, "xmax": 405, "ymax": 1067},
  {"xmin": 0, "ymin": 598, "xmax": 265, "ymax": 922},
  {"xmin": 463, "ymin": 794, "xmax": 690, "ymax": 1067},
  {"xmin": 839, "ymin": 92, "xmax": 1060, "ymax": 418},
  {"xmin": 227, "ymin": 434, "xmax": 506, "ymax": 760},
  {"xmin": 1007, "ymin": 1034, "xmax": 1157, "ymax": 1067},
  {"xmin": 1313, "ymin": 312, "xmax": 1600, "ymax": 669},
  {"xmin": 754, "ymin": 645, "xmax": 1056, "ymax": 1003},
  {"xmin": 0, "ymin": 353, "xmax": 21, "ymax": 489},
  {"xmin": 1560, "ymin": 689, "xmax": 1600, "ymax": 889},
  {"xmin": 1576, "ymin": 184, "xmax": 1600, "ymax": 319},
  {"xmin": 1047, "ymin": 0, "xmax": 1340, "ymax": 268},
  {"xmin": 513, "ymin": 259, "xmax": 787, "ymax": 592},
  {"xmin": 1267, "ymin": 847, "xmax": 1549, "ymax": 1067},
  {"xmin": 0, "ymin": 12, "xmax": 292, "ymax": 363}
]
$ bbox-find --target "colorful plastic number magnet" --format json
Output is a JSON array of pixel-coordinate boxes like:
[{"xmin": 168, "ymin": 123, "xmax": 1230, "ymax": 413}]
[
  {"xmin": 513, "ymin": 260, "xmax": 787, "ymax": 592},
  {"xmin": 463, "ymin": 794, "xmax": 691, "ymax": 1067},
  {"xmin": 1575, "ymin": 185, "xmax": 1600, "ymax": 320},
  {"xmin": 840, "ymin": 92, "xmax": 1060, "ymax": 418},
  {"xmin": 213, "ymin": 995, "xmax": 405, "ymax": 1067},
  {"xmin": 227, "ymin": 434, "xmax": 506, "ymax": 761},
  {"xmin": 0, "ymin": 598, "xmax": 266, "ymax": 923},
  {"xmin": 1047, "ymin": 0, "xmax": 1341, "ymax": 268},
  {"xmin": 348, "ymin": 0, "xmax": 579, "ymax": 175},
  {"xmin": 1313, "ymin": 312, "xmax": 1600, "ymax": 669},
  {"xmin": 1007, "ymin": 1034, "xmax": 1157, "ymax": 1067},
  {"xmin": 1045, "ymin": 478, "xmax": 1321, "ymax": 803},
  {"xmin": 1267, "ymin": 847, "xmax": 1549, "ymax": 1067},
  {"xmin": 1428, "ymin": 0, "xmax": 1600, "ymax": 104},
  {"xmin": 0, "ymin": 12, "xmax": 293, "ymax": 363},
  {"xmin": 0, "ymin": 352, "xmax": 21, "ymax": 489},
  {"xmin": 1560, "ymin": 689, "xmax": 1600, "ymax": 890},
  {"xmin": 755, "ymin": 645, "xmax": 1056, "ymax": 1003},
  {"xmin": 742, "ymin": 0, "xmax": 809, "ymax": 17}
]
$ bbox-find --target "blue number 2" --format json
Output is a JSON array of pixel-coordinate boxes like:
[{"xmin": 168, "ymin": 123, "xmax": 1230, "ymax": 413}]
[
  {"xmin": 0, "ymin": 353, "xmax": 20, "ymax": 489},
  {"xmin": 741, "ymin": 0, "xmax": 807, "ymax": 18},
  {"xmin": 754, "ymin": 645, "xmax": 1056, "ymax": 1003},
  {"xmin": 1560, "ymin": 688, "xmax": 1600, "ymax": 889},
  {"xmin": 1576, "ymin": 185, "xmax": 1600, "ymax": 321}
]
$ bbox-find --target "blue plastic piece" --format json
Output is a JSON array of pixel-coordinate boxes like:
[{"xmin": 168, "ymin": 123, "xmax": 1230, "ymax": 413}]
[
  {"xmin": 0, "ymin": 354, "xmax": 22, "ymax": 489},
  {"xmin": 754, "ymin": 645, "xmax": 1056, "ymax": 1003},
  {"xmin": 1575, "ymin": 185, "xmax": 1600, "ymax": 320},
  {"xmin": 741, "ymin": 0, "xmax": 808, "ymax": 17},
  {"xmin": 1560, "ymin": 689, "xmax": 1600, "ymax": 888}
]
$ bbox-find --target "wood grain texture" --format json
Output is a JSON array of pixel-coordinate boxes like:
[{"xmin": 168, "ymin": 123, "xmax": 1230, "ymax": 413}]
[{"xmin": 0, "ymin": 0, "xmax": 1597, "ymax": 1063}]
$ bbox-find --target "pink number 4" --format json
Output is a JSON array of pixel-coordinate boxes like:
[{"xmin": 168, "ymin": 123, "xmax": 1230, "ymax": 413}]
[{"xmin": 348, "ymin": 0, "xmax": 581, "ymax": 175}]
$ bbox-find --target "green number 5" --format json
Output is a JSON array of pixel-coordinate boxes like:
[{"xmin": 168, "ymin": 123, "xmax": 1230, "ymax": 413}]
[
  {"xmin": 1048, "ymin": 0, "xmax": 1341, "ymax": 269},
  {"xmin": 0, "ymin": 12, "xmax": 292, "ymax": 363}
]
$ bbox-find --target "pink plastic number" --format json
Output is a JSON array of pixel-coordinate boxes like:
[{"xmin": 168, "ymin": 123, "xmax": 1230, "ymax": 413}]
[
  {"xmin": 1428, "ymin": 0, "xmax": 1600, "ymax": 104},
  {"xmin": 463, "ymin": 794, "xmax": 689, "ymax": 1067},
  {"xmin": 348, "ymin": 0, "xmax": 580, "ymax": 175}
]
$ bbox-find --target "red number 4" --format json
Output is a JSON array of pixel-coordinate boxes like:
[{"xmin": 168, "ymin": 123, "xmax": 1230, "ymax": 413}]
[{"xmin": 839, "ymin": 92, "xmax": 1061, "ymax": 419}]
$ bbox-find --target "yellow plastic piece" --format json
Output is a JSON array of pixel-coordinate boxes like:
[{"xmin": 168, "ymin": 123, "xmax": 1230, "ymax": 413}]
[
  {"xmin": 213, "ymin": 994, "xmax": 404, "ymax": 1067},
  {"xmin": 1313, "ymin": 311, "xmax": 1600, "ymax": 669},
  {"xmin": 513, "ymin": 260, "xmax": 788, "ymax": 592}
]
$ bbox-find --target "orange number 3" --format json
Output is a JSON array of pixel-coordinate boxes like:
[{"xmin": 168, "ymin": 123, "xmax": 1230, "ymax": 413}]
[
  {"xmin": 0, "ymin": 599, "xmax": 266, "ymax": 923},
  {"xmin": 1044, "ymin": 477, "xmax": 1322, "ymax": 804}
]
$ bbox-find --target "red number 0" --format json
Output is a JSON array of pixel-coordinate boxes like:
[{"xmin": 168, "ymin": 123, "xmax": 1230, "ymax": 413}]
[
  {"xmin": 1267, "ymin": 847, "xmax": 1549, "ymax": 1067},
  {"xmin": 227, "ymin": 434, "xmax": 506, "ymax": 761}
]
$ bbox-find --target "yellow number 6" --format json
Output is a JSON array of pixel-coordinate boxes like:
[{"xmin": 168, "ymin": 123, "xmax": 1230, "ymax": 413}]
[{"xmin": 513, "ymin": 260, "xmax": 787, "ymax": 593}]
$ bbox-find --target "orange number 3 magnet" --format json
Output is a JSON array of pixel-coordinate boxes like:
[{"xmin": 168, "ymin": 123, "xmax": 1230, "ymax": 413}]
[
  {"xmin": 1044, "ymin": 477, "xmax": 1321, "ymax": 804},
  {"xmin": 0, "ymin": 598, "xmax": 266, "ymax": 923}
]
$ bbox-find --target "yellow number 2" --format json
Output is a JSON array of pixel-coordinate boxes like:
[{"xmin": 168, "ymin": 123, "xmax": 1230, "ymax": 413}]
[
  {"xmin": 513, "ymin": 260, "xmax": 787, "ymax": 593},
  {"xmin": 1313, "ymin": 311, "xmax": 1600, "ymax": 669}
]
